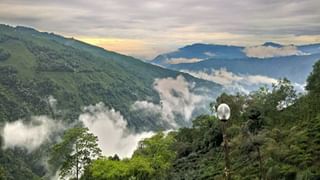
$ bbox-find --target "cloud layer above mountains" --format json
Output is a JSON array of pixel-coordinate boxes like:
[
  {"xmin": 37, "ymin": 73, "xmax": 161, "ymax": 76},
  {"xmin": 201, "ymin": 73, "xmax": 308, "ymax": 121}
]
[
  {"xmin": 167, "ymin": 57, "xmax": 205, "ymax": 64},
  {"xmin": 243, "ymin": 45, "xmax": 306, "ymax": 58},
  {"xmin": 183, "ymin": 69, "xmax": 277, "ymax": 86},
  {"xmin": 1, "ymin": 0, "xmax": 320, "ymax": 58},
  {"xmin": 182, "ymin": 68, "xmax": 279, "ymax": 93}
]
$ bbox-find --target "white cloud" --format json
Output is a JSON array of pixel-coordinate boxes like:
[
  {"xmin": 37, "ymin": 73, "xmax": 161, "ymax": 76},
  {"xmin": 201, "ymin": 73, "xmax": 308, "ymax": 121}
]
[
  {"xmin": 1, "ymin": 100, "xmax": 155, "ymax": 159},
  {"xmin": 204, "ymin": 51, "xmax": 216, "ymax": 57},
  {"xmin": 245, "ymin": 75, "xmax": 278, "ymax": 85},
  {"xmin": 154, "ymin": 75, "xmax": 204, "ymax": 122},
  {"xmin": 181, "ymin": 68, "xmax": 278, "ymax": 93},
  {"xmin": 182, "ymin": 68, "xmax": 242, "ymax": 85},
  {"xmin": 243, "ymin": 45, "xmax": 306, "ymax": 58},
  {"xmin": 293, "ymin": 82, "xmax": 306, "ymax": 93},
  {"xmin": 167, "ymin": 57, "xmax": 205, "ymax": 64},
  {"xmin": 1, "ymin": 116, "xmax": 64, "ymax": 152},
  {"xmin": 132, "ymin": 75, "xmax": 207, "ymax": 127},
  {"xmin": 79, "ymin": 102, "xmax": 154, "ymax": 158},
  {"xmin": 182, "ymin": 68, "xmax": 277, "ymax": 86},
  {"xmin": 131, "ymin": 101, "xmax": 162, "ymax": 113}
]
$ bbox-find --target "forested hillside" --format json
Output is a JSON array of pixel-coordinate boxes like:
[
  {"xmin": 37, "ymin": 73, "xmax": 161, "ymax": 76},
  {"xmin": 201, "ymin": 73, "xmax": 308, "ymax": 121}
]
[
  {"xmin": 0, "ymin": 24, "xmax": 220, "ymax": 131},
  {"xmin": 83, "ymin": 60, "xmax": 320, "ymax": 179},
  {"xmin": 0, "ymin": 25, "xmax": 221, "ymax": 179}
]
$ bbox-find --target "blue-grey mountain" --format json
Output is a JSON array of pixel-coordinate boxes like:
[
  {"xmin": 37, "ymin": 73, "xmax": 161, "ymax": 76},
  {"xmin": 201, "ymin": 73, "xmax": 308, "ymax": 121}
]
[{"xmin": 152, "ymin": 42, "xmax": 320, "ymax": 84}]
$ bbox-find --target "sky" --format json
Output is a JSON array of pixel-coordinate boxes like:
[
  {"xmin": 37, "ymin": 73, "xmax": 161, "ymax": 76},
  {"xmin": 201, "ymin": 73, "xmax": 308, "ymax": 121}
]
[{"xmin": 1, "ymin": 0, "xmax": 320, "ymax": 59}]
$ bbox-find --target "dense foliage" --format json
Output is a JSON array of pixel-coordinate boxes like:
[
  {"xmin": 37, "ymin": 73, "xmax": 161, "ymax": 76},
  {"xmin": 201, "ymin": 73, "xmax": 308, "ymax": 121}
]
[
  {"xmin": 84, "ymin": 60, "xmax": 320, "ymax": 179},
  {"xmin": 169, "ymin": 73, "xmax": 320, "ymax": 179},
  {"xmin": 84, "ymin": 132, "xmax": 176, "ymax": 179}
]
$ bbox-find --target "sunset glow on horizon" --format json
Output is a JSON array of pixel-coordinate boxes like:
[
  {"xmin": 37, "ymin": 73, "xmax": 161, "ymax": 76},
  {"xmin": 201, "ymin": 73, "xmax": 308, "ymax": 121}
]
[{"xmin": 2, "ymin": 0, "xmax": 319, "ymax": 59}]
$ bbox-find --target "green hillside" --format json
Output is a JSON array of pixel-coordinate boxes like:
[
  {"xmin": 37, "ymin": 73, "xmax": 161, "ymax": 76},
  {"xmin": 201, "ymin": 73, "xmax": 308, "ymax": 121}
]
[
  {"xmin": 0, "ymin": 24, "xmax": 221, "ymax": 130},
  {"xmin": 0, "ymin": 24, "xmax": 221, "ymax": 179}
]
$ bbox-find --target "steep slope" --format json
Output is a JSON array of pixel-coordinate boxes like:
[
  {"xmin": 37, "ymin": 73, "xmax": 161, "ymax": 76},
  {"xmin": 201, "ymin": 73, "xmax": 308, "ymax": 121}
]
[
  {"xmin": 0, "ymin": 24, "xmax": 221, "ymax": 130},
  {"xmin": 0, "ymin": 24, "xmax": 222, "ymax": 179}
]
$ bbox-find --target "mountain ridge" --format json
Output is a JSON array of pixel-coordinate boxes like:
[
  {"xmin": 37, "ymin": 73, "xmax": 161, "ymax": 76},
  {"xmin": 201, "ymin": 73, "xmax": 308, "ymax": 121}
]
[{"xmin": 151, "ymin": 42, "xmax": 320, "ymax": 85}]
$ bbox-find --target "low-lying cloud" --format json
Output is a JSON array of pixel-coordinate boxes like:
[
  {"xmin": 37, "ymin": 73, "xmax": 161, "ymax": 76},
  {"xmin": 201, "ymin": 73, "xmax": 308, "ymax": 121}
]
[
  {"xmin": 182, "ymin": 68, "xmax": 278, "ymax": 93},
  {"xmin": 167, "ymin": 57, "xmax": 205, "ymax": 64},
  {"xmin": 243, "ymin": 45, "xmax": 306, "ymax": 58},
  {"xmin": 80, "ymin": 102, "xmax": 154, "ymax": 158},
  {"xmin": 0, "ymin": 78, "xmax": 214, "ymax": 159},
  {"xmin": 204, "ymin": 52, "xmax": 216, "ymax": 57},
  {"xmin": 182, "ymin": 68, "xmax": 277, "ymax": 86},
  {"xmin": 1, "ymin": 101, "xmax": 154, "ymax": 158},
  {"xmin": 1, "ymin": 116, "xmax": 64, "ymax": 152},
  {"xmin": 132, "ymin": 75, "xmax": 208, "ymax": 127}
]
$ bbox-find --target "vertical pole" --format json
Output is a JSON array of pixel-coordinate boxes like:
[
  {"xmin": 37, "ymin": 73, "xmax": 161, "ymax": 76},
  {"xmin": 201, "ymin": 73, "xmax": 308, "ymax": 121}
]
[
  {"xmin": 76, "ymin": 142, "xmax": 79, "ymax": 180},
  {"xmin": 223, "ymin": 122, "xmax": 231, "ymax": 180},
  {"xmin": 256, "ymin": 146, "xmax": 265, "ymax": 180}
]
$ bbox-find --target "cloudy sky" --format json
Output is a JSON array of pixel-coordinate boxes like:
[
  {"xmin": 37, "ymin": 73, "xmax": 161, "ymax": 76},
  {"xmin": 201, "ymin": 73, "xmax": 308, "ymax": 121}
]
[{"xmin": 1, "ymin": 0, "xmax": 320, "ymax": 59}]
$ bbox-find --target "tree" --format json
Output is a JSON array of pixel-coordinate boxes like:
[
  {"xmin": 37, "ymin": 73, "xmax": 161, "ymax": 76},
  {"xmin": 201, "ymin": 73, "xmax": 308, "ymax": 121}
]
[
  {"xmin": 84, "ymin": 156, "xmax": 154, "ymax": 180},
  {"xmin": 306, "ymin": 60, "xmax": 320, "ymax": 93},
  {"xmin": 50, "ymin": 127, "xmax": 101, "ymax": 180},
  {"xmin": 83, "ymin": 132, "xmax": 175, "ymax": 180},
  {"xmin": 0, "ymin": 166, "xmax": 7, "ymax": 180},
  {"xmin": 108, "ymin": 154, "xmax": 120, "ymax": 161},
  {"xmin": 247, "ymin": 109, "xmax": 263, "ymax": 134},
  {"xmin": 133, "ymin": 132, "xmax": 176, "ymax": 179}
]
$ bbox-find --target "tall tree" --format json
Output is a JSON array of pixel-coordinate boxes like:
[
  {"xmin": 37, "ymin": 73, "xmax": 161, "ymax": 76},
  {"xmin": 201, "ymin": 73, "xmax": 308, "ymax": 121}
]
[
  {"xmin": 306, "ymin": 60, "xmax": 320, "ymax": 93},
  {"xmin": 133, "ymin": 132, "xmax": 176, "ymax": 179},
  {"xmin": 50, "ymin": 127, "xmax": 101, "ymax": 180}
]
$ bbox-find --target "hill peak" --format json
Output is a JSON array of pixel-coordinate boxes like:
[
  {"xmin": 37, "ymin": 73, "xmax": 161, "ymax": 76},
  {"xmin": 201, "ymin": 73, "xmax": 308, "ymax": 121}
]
[{"xmin": 262, "ymin": 42, "xmax": 283, "ymax": 48}]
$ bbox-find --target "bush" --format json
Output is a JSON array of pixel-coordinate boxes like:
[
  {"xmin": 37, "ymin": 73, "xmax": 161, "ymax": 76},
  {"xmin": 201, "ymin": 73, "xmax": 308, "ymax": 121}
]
[{"xmin": 0, "ymin": 49, "xmax": 10, "ymax": 61}]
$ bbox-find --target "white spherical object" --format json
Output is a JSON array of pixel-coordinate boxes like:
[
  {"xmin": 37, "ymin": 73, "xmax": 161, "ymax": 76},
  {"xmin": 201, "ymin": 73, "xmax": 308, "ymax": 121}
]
[{"xmin": 217, "ymin": 103, "xmax": 231, "ymax": 121}]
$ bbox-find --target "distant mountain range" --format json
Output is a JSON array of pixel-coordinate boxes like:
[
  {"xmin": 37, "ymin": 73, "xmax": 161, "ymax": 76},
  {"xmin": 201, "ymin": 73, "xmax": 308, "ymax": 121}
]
[{"xmin": 151, "ymin": 42, "xmax": 320, "ymax": 86}]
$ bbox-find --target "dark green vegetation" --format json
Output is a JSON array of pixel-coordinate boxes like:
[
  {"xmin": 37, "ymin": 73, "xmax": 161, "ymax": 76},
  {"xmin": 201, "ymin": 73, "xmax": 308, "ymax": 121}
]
[
  {"xmin": 0, "ymin": 25, "xmax": 220, "ymax": 180},
  {"xmin": 84, "ymin": 60, "xmax": 320, "ymax": 179}
]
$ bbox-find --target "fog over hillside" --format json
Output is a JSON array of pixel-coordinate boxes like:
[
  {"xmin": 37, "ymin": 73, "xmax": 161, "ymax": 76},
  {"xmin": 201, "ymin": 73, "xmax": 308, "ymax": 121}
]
[{"xmin": 1, "ymin": 74, "xmax": 217, "ymax": 161}]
